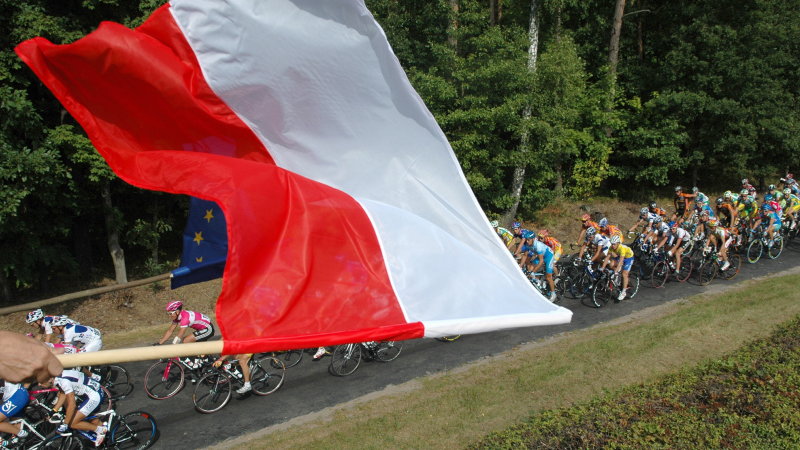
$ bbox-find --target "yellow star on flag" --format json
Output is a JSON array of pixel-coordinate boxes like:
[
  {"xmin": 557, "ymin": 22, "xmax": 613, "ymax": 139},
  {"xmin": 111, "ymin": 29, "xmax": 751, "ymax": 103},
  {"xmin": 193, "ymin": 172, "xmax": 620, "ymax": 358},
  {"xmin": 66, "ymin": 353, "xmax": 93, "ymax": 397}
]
[
  {"xmin": 193, "ymin": 231, "xmax": 204, "ymax": 245},
  {"xmin": 195, "ymin": 256, "xmax": 203, "ymax": 263},
  {"xmin": 204, "ymin": 209, "xmax": 214, "ymax": 223}
]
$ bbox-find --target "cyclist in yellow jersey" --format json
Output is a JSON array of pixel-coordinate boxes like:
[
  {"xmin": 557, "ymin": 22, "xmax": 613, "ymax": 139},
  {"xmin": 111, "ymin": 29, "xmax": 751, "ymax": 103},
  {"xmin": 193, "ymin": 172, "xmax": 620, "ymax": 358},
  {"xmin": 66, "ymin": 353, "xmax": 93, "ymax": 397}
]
[
  {"xmin": 600, "ymin": 235, "xmax": 634, "ymax": 301},
  {"xmin": 784, "ymin": 188, "xmax": 800, "ymax": 230},
  {"xmin": 491, "ymin": 220, "xmax": 515, "ymax": 249}
]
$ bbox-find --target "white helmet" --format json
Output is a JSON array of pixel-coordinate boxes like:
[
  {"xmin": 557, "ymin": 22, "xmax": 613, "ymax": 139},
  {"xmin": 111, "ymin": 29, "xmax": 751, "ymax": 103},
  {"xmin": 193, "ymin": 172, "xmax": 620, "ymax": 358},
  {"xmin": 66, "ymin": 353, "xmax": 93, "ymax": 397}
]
[
  {"xmin": 609, "ymin": 235, "xmax": 621, "ymax": 245},
  {"xmin": 51, "ymin": 316, "xmax": 70, "ymax": 327},
  {"xmin": 490, "ymin": 220, "xmax": 499, "ymax": 228},
  {"xmin": 26, "ymin": 309, "xmax": 44, "ymax": 324}
]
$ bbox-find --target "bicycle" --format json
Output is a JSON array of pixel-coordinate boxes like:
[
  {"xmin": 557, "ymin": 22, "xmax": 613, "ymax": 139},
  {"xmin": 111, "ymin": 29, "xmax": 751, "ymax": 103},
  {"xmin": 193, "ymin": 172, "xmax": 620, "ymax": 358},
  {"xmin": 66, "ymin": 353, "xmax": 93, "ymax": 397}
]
[
  {"xmin": 525, "ymin": 270, "xmax": 562, "ymax": 303},
  {"xmin": 649, "ymin": 249, "xmax": 693, "ymax": 288},
  {"xmin": 0, "ymin": 415, "xmax": 54, "ymax": 449},
  {"xmin": 746, "ymin": 226, "xmax": 784, "ymax": 263},
  {"xmin": 696, "ymin": 247, "xmax": 742, "ymax": 286},
  {"xmin": 266, "ymin": 349, "xmax": 304, "ymax": 369},
  {"xmin": 328, "ymin": 341, "xmax": 403, "ymax": 377},
  {"xmin": 40, "ymin": 408, "xmax": 157, "ymax": 450},
  {"xmin": 589, "ymin": 268, "xmax": 640, "ymax": 308},
  {"xmin": 192, "ymin": 354, "xmax": 285, "ymax": 414},
  {"xmin": 88, "ymin": 365, "xmax": 133, "ymax": 401},
  {"xmin": 143, "ymin": 355, "xmax": 214, "ymax": 400}
]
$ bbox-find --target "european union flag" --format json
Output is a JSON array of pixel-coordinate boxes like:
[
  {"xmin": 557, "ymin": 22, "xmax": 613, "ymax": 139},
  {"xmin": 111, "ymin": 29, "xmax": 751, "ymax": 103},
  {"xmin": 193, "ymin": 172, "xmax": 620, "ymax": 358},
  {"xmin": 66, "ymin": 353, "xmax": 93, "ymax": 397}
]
[{"xmin": 171, "ymin": 197, "xmax": 228, "ymax": 289}]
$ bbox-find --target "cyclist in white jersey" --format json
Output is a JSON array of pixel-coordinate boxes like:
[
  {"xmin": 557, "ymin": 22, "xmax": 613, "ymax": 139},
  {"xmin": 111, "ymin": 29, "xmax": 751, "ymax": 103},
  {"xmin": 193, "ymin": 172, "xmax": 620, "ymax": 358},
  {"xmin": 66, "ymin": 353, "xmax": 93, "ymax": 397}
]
[
  {"xmin": 52, "ymin": 318, "xmax": 102, "ymax": 353},
  {"xmin": 48, "ymin": 369, "xmax": 107, "ymax": 446},
  {"xmin": 26, "ymin": 310, "xmax": 78, "ymax": 343}
]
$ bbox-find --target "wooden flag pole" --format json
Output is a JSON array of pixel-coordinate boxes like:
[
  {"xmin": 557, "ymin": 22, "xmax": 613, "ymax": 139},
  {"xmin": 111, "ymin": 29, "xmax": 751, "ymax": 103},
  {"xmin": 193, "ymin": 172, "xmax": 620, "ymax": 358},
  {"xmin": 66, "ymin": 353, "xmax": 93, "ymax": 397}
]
[{"xmin": 56, "ymin": 340, "xmax": 224, "ymax": 368}]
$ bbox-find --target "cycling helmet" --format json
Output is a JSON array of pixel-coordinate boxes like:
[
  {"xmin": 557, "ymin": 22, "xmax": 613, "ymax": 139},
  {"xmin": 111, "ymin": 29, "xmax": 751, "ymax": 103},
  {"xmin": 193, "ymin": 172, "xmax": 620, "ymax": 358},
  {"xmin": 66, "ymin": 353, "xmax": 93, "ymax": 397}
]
[
  {"xmin": 741, "ymin": 178, "xmax": 749, "ymax": 185},
  {"xmin": 51, "ymin": 316, "xmax": 70, "ymax": 327},
  {"xmin": 674, "ymin": 185, "xmax": 682, "ymax": 192},
  {"xmin": 707, "ymin": 219, "xmax": 718, "ymax": 228},
  {"xmin": 522, "ymin": 230, "xmax": 535, "ymax": 240},
  {"xmin": 785, "ymin": 188, "xmax": 792, "ymax": 195},
  {"xmin": 762, "ymin": 203, "xmax": 772, "ymax": 211},
  {"xmin": 537, "ymin": 229, "xmax": 548, "ymax": 239},
  {"xmin": 653, "ymin": 216, "xmax": 663, "ymax": 225},
  {"xmin": 669, "ymin": 221, "xmax": 678, "ymax": 230},
  {"xmin": 740, "ymin": 189, "xmax": 748, "ymax": 196},
  {"xmin": 723, "ymin": 190, "xmax": 732, "ymax": 199},
  {"xmin": 512, "ymin": 222, "xmax": 521, "ymax": 229},
  {"xmin": 26, "ymin": 309, "xmax": 44, "ymax": 324},
  {"xmin": 716, "ymin": 197, "xmax": 723, "ymax": 205},
  {"xmin": 768, "ymin": 184, "xmax": 776, "ymax": 191},
  {"xmin": 640, "ymin": 207, "xmax": 648, "ymax": 216},
  {"xmin": 166, "ymin": 301, "xmax": 183, "ymax": 312},
  {"xmin": 609, "ymin": 235, "xmax": 621, "ymax": 245},
  {"xmin": 692, "ymin": 187, "xmax": 699, "ymax": 193},
  {"xmin": 581, "ymin": 214, "xmax": 591, "ymax": 222},
  {"xmin": 490, "ymin": 220, "xmax": 499, "ymax": 228},
  {"xmin": 700, "ymin": 210, "xmax": 710, "ymax": 219},
  {"xmin": 648, "ymin": 201, "xmax": 657, "ymax": 209},
  {"xmin": 586, "ymin": 227, "xmax": 597, "ymax": 239},
  {"xmin": 598, "ymin": 218, "xmax": 608, "ymax": 228},
  {"xmin": 764, "ymin": 194, "xmax": 773, "ymax": 202}
]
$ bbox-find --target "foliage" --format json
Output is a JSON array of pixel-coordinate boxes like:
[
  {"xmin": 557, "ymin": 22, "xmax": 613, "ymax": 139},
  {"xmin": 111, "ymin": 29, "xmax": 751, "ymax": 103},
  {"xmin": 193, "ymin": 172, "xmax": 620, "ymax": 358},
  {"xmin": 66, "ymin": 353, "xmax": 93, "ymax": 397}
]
[{"xmin": 472, "ymin": 315, "xmax": 800, "ymax": 449}]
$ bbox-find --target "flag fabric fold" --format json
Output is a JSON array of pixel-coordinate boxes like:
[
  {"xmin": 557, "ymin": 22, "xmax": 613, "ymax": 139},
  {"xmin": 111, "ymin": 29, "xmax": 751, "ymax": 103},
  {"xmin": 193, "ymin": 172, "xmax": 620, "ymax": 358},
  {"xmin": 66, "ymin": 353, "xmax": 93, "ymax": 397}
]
[{"xmin": 15, "ymin": 0, "xmax": 571, "ymax": 354}]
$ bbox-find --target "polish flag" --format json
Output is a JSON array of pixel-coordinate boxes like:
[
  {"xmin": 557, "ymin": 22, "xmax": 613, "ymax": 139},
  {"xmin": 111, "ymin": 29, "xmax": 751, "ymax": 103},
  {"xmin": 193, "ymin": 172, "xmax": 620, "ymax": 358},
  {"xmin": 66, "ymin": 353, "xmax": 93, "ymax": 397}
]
[{"xmin": 16, "ymin": 0, "xmax": 571, "ymax": 354}]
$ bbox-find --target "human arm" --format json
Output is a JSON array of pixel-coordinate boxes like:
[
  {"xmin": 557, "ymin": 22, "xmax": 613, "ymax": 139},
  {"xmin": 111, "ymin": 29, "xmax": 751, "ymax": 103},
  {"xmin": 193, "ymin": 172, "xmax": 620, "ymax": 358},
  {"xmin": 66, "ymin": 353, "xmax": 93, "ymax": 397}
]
[
  {"xmin": 158, "ymin": 323, "xmax": 178, "ymax": 345},
  {"xmin": 0, "ymin": 331, "xmax": 63, "ymax": 384}
]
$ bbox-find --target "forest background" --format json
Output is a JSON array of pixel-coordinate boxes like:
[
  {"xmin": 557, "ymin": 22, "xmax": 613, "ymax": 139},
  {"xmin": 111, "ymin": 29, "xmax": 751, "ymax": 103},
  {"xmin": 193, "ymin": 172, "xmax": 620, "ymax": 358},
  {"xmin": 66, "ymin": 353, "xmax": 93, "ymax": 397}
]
[{"xmin": 1, "ymin": 0, "xmax": 798, "ymax": 303}]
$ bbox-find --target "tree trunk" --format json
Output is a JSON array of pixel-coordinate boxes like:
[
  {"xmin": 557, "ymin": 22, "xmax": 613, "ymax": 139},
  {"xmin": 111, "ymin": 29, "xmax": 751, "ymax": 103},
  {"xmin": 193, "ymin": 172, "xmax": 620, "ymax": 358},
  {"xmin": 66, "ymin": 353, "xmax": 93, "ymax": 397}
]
[
  {"xmin": 637, "ymin": 16, "xmax": 644, "ymax": 60},
  {"xmin": 608, "ymin": 0, "xmax": 627, "ymax": 80},
  {"xmin": 501, "ymin": 0, "xmax": 539, "ymax": 226},
  {"xmin": 448, "ymin": 0, "xmax": 459, "ymax": 50},
  {"xmin": 0, "ymin": 271, "xmax": 11, "ymax": 304},
  {"xmin": 101, "ymin": 181, "xmax": 127, "ymax": 284},
  {"xmin": 554, "ymin": 161, "xmax": 564, "ymax": 194}
]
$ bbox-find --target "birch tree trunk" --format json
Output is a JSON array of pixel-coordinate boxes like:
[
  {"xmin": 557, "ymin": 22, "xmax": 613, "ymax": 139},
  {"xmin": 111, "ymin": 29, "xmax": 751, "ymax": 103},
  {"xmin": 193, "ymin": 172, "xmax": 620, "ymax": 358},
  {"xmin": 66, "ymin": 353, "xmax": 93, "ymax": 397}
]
[
  {"xmin": 501, "ymin": 0, "xmax": 539, "ymax": 226},
  {"xmin": 101, "ymin": 181, "xmax": 127, "ymax": 284},
  {"xmin": 608, "ymin": 0, "xmax": 627, "ymax": 80},
  {"xmin": 448, "ymin": 0, "xmax": 459, "ymax": 50}
]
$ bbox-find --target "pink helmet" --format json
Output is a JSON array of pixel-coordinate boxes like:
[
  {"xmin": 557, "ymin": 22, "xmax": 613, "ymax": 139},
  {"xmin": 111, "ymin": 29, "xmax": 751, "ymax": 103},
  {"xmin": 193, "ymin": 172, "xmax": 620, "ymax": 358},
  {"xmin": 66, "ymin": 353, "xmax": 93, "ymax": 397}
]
[{"xmin": 166, "ymin": 301, "xmax": 183, "ymax": 312}]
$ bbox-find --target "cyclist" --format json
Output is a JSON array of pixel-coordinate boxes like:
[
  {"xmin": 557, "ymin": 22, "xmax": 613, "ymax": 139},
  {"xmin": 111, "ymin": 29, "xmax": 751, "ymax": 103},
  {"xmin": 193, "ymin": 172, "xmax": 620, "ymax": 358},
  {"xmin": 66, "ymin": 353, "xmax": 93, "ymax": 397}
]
[
  {"xmin": 491, "ymin": 220, "xmax": 515, "ymax": 250},
  {"xmin": 628, "ymin": 207, "xmax": 658, "ymax": 235},
  {"xmin": 598, "ymin": 218, "xmax": 624, "ymax": 243},
  {"xmin": 158, "ymin": 301, "xmax": 215, "ymax": 368},
  {"xmin": 527, "ymin": 233, "xmax": 557, "ymax": 301},
  {"xmin": 781, "ymin": 173, "xmax": 799, "ymax": 195},
  {"xmin": 752, "ymin": 204, "xmax": 782, "ymax": 245},
  {"xmin": 737, "ymin": 195, "xmax": 759, "ymax": 227},
  {"xmin": 741, "ymin": 178, "xmax": 757, "ymax": 199},
  {"xmin": 664, "ymin": 221, "xmax": 691, "ymax": 275},
  {"xmin": 537, "ymin": 229, "xmax": 562, "ymax": 275},
  {"xmin": 0, "ymin": 381, "xmax": 30, "ymax": 446},
  {"xmin": 783, "ymin": 188, "xmax": 800, "ymax": 230},
  {"xmin": 26, "ymin": 310, "xmax": 78, "ymax": 343},
  {"xmin": 579, "ymin": 227, "xmax": 611, "ymax": 269},
  {"xmin": 705, "ymin": 219, "xmax": 733, "ymax": 272},
  {"xmin": 648, "ymin": 201, "xmax": 667, "ymax": 218},
  {"xmin": 715, "ymin": 197, "xmax": 738, "ymax": 228},
  {"xmin": 51, "ymin": 318, "xmax": 102, "ymax": 354},
  {"xmin": 673, "ymin": 186, "xmax": 695, "ymax": 220},
  {"xmin": 213, "ymin": 353, "xmax": 254, "ymax": 394},
  {"xmin": 575, "ymin": 214, "xmax": 599, "ymax": 246},
  {"xmin": 600, "ymin": 235, "xmax": 635, "ymax": 301},
  {"xmin": 48, "ymin": 369, "xmax": 107, "ymax": 447}
]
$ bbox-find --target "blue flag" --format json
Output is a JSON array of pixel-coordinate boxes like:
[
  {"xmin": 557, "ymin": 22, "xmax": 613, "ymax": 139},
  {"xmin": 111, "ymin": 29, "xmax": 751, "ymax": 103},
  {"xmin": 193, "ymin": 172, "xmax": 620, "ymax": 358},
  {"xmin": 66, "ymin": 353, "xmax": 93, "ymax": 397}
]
[{"xmin": 171, "ymin": 197, "xmax": 228, "ymax": 289}]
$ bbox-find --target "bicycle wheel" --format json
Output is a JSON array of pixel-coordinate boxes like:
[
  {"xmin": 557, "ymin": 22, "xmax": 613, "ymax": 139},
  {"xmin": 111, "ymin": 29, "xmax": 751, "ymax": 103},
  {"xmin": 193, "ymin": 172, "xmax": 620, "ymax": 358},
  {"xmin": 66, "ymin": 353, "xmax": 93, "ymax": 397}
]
[
  {"xmin": 626, "ymin": 271, "xmax": 640, "ymax": 298},
  {"xmin": 249, "ymin": 356, "xmax": 285, "ymax": 396},
  {"xmin": 373, "ymin": 341, "xmax": 403, "ymax": 362},
  {"xmin": 649, "ymin": 261, "xmax": 669, "ymax": 288},
  {"xmin": 590, "ymin": 279, "xmax": 612, "ymax": 308},
  {"xmin": 192, "ymin": 371, "xmax": 232, "ymax": 414},
  {"xmin": 103, "ymin": 365, "xmax": 133, "ymax": 401},
  {"xmin": 719, "ymin": 254, "xmax": 741, "ymax": 280},
  {"xmin": 570, "ymin": 271, "xmax": 592, "ymax": 299},
  {"xmin": 552, "ymin": 274, "xmax": 568, "ymax": 304},
  {"xmin": 268, "ymin": 350, "xmax": 302, "ymax": 369},
  {"xmin": 328, "ymin": 343, "xmax": 362, "ymax": 376},
  {"xmin": 435, "ymin": 335, "xmax": 462, "ymax": 342},
  {"xmin": 109, "ymin": 411, "xmax": 158, "ymax": 450},
  {"xmin": 767, "ymin": 236, "xmax": 784, "ymax": 259},
  {"xmin": 41, "ymin": 434, "xmax": 86, "ymax": 450},
  {"xmin": 698, "ymin": 261, "xmax": 718, "ymax": 286},
  {"xmin": 144, "ymin": 360, "xmax": 184, "ymax": 400},
  {"xmin": 675, "ymin": 258, "xmax": 693, "ymax": 282},
  {"xmin": 746, "ymin": 239, "xmax": 762, "ymax": 264}
]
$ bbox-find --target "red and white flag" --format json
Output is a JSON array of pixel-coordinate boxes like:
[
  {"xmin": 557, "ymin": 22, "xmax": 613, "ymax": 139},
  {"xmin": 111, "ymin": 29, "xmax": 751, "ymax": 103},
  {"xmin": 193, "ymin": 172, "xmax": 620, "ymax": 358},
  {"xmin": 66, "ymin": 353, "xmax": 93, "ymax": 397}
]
[{"xmin": 16, "ymin": 0, "xmax": 571, "ymax": 354}]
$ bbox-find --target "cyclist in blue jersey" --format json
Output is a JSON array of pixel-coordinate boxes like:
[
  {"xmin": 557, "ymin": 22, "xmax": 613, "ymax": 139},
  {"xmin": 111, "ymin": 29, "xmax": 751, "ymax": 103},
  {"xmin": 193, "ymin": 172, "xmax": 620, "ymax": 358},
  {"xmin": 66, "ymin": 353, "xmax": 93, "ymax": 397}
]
[{"xmin": 525, "ymin": 233, "xmax": 557, "ymax": 302}]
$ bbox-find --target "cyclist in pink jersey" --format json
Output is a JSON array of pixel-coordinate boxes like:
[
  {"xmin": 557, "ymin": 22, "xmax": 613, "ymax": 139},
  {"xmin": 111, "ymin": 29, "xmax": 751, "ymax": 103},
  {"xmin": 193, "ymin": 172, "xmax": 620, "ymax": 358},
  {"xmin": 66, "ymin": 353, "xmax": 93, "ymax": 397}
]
[
  {"xmin": 45, "ymin": 342, "xmax": 80, "ymax": 355},
  {"xmin": 157, "ymin": 301, "xmax": 215, "ymax": 345}
]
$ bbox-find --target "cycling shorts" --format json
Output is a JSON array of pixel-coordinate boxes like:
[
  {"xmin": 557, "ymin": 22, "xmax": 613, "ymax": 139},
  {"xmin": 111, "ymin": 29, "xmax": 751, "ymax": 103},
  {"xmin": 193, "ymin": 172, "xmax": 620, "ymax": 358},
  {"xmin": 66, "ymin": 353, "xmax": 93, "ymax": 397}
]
[
  {"xmin": 0, "ymin": 389, "xmax": 28, "ymax": 418},
  {"xmin": 193, "ymin": 323, "xmax": 215, "ymax": 342},
  {"xmin": 78, "ymin": 389, "xmax": 105, "ymax": 417},
  {"xmin": 772, "ymin": 222, "xmax": 781, "ymax": 231},
  {"xmin": 528, "ymin": 250, "xmax": 555, "ymax": 274},
  {"xmin": 80, "ymin": 338, "xmax": 103, "ymax": 353},
  {"xmin": 612, "ymin": 256, "xmax": 634, "ymax": 271}
]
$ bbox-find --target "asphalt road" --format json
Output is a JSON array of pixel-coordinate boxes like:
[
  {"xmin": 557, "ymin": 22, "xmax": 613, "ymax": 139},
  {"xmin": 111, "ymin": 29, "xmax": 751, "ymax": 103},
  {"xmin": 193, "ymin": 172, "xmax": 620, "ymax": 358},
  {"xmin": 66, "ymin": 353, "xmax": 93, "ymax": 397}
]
[{"xmin": 108, "ymin": 239, "xmax": 800, "ymax": 449}]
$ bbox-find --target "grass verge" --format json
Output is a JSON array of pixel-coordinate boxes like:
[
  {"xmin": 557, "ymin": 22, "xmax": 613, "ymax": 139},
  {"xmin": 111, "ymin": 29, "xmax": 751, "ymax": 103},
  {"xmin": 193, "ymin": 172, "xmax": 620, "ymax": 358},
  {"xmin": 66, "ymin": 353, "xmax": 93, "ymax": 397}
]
[{"xmin": 220, "ymin": 268, "xmax": 800, "ymax": 449}]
